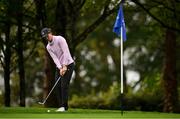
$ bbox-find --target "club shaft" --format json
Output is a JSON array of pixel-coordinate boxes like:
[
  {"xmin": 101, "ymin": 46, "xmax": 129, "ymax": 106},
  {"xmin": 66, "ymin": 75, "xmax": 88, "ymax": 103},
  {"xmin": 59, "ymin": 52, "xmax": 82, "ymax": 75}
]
[{"xmin": 41, "ymin": 76, "xmax": 61, "ymax": 104}]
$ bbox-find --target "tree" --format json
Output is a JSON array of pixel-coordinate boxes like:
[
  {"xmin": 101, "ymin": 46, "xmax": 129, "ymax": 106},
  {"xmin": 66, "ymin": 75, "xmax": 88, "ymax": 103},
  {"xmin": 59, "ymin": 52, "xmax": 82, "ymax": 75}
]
[
  {"xmin": 16, "ymin": 0, "xmax": 26, "ymax": 107},
  {"xmin": 131, "ymin": 0, "xmax": 180, "ymax": 112},
  {"xmin": 163, "ymin": 29, "xmax": 177, "ymax": 112},
  {"xmin": 0, "ymin": 0, "xmax": 14, "ymax": 107},
  {"xmin": 34, "ymin": 0, "xmax": 121, "ymax": 107},
  {"xmin": 34, "ymin": 0, "xmax": 59, "ymax": 107},
  {"xmin": 0, "ymin": 0, "xmax": 40, "ymax": 106}
]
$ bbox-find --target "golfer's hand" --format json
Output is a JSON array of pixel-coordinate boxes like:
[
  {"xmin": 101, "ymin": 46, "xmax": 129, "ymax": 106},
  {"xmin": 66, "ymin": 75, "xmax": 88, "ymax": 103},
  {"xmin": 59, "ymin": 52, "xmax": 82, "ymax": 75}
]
[
  {"xmin": 60, "ymin": 65, "xmax": 67, "ymax": 76},
  {"xmin": 60, "ymin": 69, "xmax": 64, "ymax": 76}
]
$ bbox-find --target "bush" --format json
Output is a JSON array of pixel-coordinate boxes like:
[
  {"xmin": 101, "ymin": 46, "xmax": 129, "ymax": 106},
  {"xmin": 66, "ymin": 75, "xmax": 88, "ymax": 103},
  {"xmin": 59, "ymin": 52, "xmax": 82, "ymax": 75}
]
[
  {"xmin": 69, "ymin": 81, "xmax": 164, "ymax": 111},
  {"xmin": 69, "ymin": 82, "xmax": 120, "ymax": 109}
]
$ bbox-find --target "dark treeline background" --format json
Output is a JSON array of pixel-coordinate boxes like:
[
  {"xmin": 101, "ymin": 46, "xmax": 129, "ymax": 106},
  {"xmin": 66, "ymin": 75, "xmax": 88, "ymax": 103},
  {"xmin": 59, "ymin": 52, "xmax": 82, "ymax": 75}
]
[{"xmin": 0, "ymin": 0, "xmax": 180, "ymax": 113}]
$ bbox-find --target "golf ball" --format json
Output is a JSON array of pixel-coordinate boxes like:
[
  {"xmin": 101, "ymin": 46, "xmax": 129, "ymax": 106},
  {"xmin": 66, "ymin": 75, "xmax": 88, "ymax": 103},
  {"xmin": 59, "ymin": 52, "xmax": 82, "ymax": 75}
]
[{"xmin": 47, "ymin": 110, "xmax": 50, "ymax": 112}]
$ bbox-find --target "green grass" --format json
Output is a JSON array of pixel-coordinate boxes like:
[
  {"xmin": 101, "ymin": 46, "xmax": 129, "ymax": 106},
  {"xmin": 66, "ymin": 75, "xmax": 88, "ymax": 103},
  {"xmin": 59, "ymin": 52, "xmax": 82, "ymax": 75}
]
[{"xmin": 0, "ymin": 107, "xmax": 179, "ymax": 119}]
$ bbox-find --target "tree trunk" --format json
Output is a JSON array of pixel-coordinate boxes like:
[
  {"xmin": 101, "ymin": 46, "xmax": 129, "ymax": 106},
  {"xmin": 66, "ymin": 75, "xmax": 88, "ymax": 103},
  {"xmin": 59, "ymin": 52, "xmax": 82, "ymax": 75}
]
[
  {"xmin": 4, "ymin": 24, "xmax": 11, "ymax": 107},
  {"xmin": 162, "ymin": 29, "xmax": 178, "ymax": 112},
  {"xmin": 17, "ymin": 30, "xmax": 26, "ymax": 107},
  {"xmin": 72, "ymin": 51, "xmax": 82, "ymax": 95},
  {"xmin": 44, "ymin": 51, "xmax": 57, "ymax": 107},
  {"xmin": 16, "ymin": 0, "xmax": 26, "ymax": 107},
  {"xmin": 17, "ymin": 25, "xmax": 26, "ymax": 107},
  {"xmin": 55, "ymin": 0, "xmax": 67, "ymax": 37},
  {"xmin": 34, "ymin": 0, "xmax": 58, "ymax": 107}
]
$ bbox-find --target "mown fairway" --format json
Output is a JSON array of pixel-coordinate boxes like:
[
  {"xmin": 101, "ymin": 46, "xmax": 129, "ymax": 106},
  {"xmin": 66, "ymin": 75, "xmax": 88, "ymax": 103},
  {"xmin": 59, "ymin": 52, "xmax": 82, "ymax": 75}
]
[{"xmin": 0, "ymin": 107, "xmax": 180, "ymax": 119}]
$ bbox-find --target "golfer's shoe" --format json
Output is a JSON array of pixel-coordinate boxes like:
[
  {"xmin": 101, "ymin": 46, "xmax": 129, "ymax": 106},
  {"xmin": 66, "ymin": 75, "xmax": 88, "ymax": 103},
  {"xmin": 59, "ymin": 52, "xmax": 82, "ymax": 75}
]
[{"xmin": 56, "ymin": 107, "xmax": 65, "ymax": 112}]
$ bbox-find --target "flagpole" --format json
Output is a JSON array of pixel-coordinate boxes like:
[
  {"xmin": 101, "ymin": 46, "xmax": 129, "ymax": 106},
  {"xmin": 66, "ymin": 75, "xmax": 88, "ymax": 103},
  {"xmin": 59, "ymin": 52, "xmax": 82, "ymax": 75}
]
[
  {"xmin": 120, "ymin": 26, "xmax": 124, "ymax": 115},
  {"xmin": 112, "ymin": 2, "xmax": 126, "ymax": 115},
  {"xmin": 121, "ymin": 27, "xmax": 123, "ymax": 95}
]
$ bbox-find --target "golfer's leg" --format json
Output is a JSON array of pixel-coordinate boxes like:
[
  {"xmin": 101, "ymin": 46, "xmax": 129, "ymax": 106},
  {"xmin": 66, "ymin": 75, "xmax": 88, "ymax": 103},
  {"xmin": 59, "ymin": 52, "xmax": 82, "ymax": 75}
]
[{"xmin": 61, "ymin": 63, "xmax": 74, "ymax": 110}]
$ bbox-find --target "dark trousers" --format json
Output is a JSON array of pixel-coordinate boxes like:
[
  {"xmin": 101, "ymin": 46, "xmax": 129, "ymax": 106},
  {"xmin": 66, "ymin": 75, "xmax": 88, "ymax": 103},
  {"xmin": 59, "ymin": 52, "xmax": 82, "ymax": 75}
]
[{"xmin": 55, "ymin": 63, "xmax": 74, "ymax": 110}]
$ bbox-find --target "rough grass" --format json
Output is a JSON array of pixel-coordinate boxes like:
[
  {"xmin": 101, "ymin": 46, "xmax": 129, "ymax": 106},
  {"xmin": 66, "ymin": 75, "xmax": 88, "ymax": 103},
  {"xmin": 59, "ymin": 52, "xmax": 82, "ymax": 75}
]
[{"xmin": 0, "ymin": 107, "xmax": 179, "ymax": 119}]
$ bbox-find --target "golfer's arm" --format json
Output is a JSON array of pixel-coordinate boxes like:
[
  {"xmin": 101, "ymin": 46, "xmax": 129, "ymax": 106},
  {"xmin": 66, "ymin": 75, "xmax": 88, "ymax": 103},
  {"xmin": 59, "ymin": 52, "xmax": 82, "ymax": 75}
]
[
  {"xmin": 47, "ymin": 49, "xmax": 62, "ymax": 69},
  {"xmin": 59, "ymin": 37, "xmax": 71, "ymax": 65}
]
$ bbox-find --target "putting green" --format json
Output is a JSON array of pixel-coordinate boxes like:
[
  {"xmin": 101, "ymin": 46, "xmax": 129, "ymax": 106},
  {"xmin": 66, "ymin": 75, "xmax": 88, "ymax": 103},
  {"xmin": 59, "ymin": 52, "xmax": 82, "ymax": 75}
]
[{"xmin": 0, "ymin": 107, "xmax": 179, "ymax": 119}]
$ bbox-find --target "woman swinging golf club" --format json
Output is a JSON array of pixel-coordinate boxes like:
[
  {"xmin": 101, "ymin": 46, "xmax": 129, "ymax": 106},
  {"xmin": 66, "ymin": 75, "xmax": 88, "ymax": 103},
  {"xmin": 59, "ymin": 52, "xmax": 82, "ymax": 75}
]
[{"xmin": 41, "ymin": 28, "xmax": 74, "ymax": 112}]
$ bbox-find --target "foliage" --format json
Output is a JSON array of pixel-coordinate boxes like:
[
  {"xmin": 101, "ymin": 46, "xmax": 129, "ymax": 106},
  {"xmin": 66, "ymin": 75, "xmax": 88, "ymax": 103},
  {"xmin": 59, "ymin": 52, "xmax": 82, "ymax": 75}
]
[
  {"xmin": 69, "ymin": 81, "xmax": 120, "ymax": 109},
  {"xmin": 124, "ymin": 74, "xmax": 164, "ymax": 111},
  {"xmin": 69, "ymin": 76, "xmax": 165, "ymax": 111},
  {"xmin": 0, "ymin": 0, "xmax": 179, "ymax": 112}
]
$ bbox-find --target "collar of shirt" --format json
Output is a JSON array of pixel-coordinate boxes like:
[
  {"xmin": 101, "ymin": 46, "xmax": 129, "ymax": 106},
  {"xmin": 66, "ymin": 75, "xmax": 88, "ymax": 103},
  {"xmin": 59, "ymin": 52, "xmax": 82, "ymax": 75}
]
[{"xmin": 48, "ymin": 36, "xmax": 54, "ymax": 46}]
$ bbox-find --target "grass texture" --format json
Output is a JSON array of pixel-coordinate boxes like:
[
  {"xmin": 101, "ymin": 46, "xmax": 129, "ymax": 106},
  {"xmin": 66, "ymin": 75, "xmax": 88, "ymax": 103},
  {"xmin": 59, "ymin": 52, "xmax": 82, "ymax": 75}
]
[{"xmin": 0, "ymin": 107, "xmax": 179, "ymax": 119}]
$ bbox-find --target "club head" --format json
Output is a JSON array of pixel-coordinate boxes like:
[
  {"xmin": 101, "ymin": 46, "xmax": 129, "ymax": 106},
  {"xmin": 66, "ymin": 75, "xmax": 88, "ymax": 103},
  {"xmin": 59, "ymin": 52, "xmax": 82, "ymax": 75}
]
[{"xmin": 38, "ymin": 102, "xmax": 45, "ymax": 105}]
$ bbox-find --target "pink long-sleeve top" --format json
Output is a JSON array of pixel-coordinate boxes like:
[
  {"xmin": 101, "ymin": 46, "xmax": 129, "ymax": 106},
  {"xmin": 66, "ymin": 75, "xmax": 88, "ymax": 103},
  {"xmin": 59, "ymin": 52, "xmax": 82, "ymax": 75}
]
[{"xmin": 46, "ymin": 35, "xmax": 74, "ymax": 69}]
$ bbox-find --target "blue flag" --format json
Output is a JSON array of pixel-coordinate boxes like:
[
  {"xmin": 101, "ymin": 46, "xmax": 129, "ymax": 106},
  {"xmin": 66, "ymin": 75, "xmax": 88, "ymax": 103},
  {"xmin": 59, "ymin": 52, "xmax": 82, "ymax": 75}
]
[{"xmin": 113, "ymin": 4, "xmax": 127, "ymax": 41}]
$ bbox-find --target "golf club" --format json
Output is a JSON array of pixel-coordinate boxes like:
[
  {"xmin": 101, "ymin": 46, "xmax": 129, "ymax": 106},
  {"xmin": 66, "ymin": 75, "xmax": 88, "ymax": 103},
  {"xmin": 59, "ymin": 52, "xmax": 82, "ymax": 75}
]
[{"xmin": 38, "ymin": 76, "xmax": 62, "ymax": 105}]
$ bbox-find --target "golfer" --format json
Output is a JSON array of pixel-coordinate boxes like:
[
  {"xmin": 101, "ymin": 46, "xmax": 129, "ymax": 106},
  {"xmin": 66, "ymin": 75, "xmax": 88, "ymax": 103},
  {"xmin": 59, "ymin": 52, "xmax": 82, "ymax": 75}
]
[{"xmin": 41, "ymin": 28, "xmax": 74, "ymax": 112}]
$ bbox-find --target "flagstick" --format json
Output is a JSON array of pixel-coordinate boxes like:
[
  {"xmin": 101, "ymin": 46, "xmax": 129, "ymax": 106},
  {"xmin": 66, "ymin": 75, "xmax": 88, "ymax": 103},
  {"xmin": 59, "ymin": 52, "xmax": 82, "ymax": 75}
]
[{"xmin": 120, "ymin": 26, "xmax": 124, "ymax": 116}]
